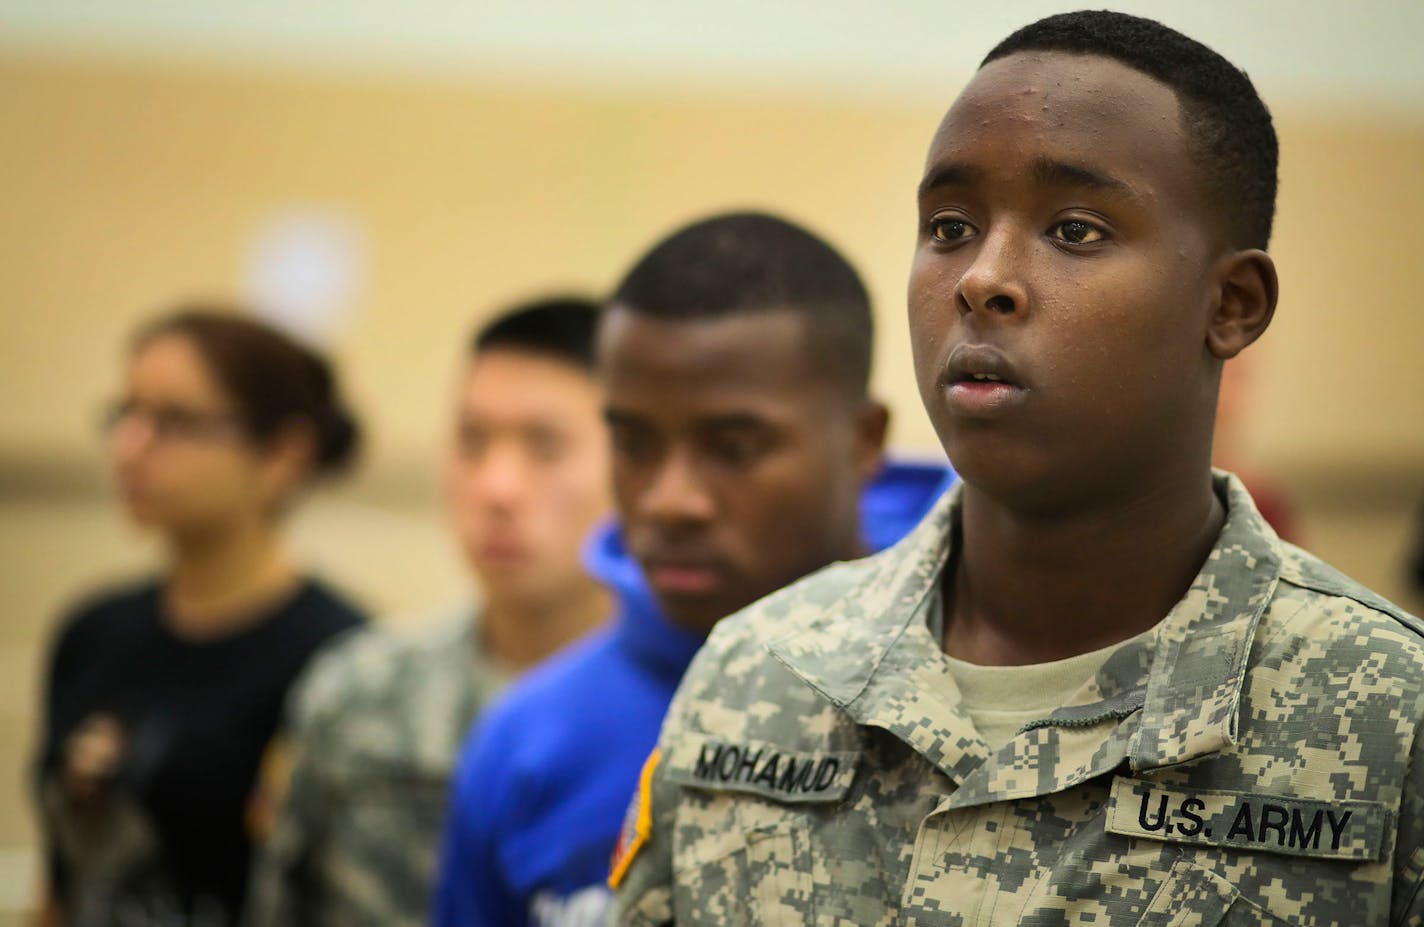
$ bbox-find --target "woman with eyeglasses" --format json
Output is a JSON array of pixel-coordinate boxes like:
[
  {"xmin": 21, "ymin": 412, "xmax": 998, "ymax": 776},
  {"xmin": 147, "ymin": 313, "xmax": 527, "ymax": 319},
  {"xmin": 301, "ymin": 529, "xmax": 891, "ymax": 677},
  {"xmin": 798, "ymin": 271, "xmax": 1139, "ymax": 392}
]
[{"xmin": 33, "ymin": 308, "xmax": 369, "ymax": 927}]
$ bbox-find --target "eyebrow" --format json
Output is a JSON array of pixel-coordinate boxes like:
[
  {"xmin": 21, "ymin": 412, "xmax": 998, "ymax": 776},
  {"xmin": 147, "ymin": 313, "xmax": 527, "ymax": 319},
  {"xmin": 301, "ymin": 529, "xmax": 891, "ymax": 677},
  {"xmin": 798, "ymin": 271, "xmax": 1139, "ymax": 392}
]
[
  {"xmin": 602, "ymin": 409, "xmax": 767, "ymax": 432},
  {"xmin": 698, "ymin": 414, "xmax": 767, "ymax": 432},
  {"xmin": 917, "ymin": 162, "xmax": 979, "ymax": 199},
  {"xmin": 917, "ymin": 158, "xmax": 1139, "ymax": 201},
  {"xmin": 1031, "ymin": 158, "xmax": 1137, "ymax": 198}
]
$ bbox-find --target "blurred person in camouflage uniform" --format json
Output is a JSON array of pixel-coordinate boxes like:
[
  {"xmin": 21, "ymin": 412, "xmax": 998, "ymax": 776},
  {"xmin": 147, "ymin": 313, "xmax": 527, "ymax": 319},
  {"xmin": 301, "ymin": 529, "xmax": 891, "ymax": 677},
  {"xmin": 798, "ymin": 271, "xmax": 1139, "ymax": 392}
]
[
  {"xmin": 611, "ymin": 12, "xmax": 1424, "ymax": 926},
  {"xmin": 245, "ymin": 298, "xmax": 613, "ymax": 927}
]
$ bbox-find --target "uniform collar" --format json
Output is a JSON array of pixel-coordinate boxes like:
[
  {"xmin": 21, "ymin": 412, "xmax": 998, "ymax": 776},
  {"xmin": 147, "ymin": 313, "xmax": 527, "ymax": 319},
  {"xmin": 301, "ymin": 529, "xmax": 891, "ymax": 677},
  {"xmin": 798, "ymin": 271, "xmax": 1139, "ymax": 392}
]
[
  {"xmin": 767, "ymin": 471, "xmax": 1283, "ymax": 792},
  {"xmin": 1130, "ymin": 472, "xmax": 1282, "ymax": 770}
]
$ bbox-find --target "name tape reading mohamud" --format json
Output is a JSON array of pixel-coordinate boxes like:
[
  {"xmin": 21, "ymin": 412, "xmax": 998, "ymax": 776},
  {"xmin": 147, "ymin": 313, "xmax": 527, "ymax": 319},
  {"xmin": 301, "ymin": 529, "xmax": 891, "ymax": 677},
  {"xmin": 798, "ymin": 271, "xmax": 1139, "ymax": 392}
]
[
  {"xmin": 666, "ymin": 737, "xmax": 859, "ymax": 803},
  {"xmin": 1106, "ymin": 776, "xmax": 1387, "ymax": 861}
]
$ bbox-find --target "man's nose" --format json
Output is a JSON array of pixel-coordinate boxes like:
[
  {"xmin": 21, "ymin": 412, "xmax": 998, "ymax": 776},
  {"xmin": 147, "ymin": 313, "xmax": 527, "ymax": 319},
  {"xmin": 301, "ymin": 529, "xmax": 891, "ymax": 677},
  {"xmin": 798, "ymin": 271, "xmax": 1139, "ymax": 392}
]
[
  {"xmin": 639, "ymin": 450, "xmax": 715, "ymax": 525},
  {"xmin": 955, "ymin": 224, "xmax": 1030, "ymax": 320},
  {"xmin": 474, "ymin": 443, "xmax": 529, "ymax": 507}
]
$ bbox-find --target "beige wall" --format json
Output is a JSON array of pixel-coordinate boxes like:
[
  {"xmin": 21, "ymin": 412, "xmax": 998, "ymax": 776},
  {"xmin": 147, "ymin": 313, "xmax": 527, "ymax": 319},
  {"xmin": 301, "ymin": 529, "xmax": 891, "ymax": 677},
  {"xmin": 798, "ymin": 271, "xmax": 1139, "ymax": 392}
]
[
  {"xmin": 3, "ymin": 55, "xmax": 1422, "ymax": 472},
  {"xmin": 1, "ymin": 51, "xmax": 1422, "ymax": 917},
  {"xmin": 4, "ymin": 54, "xmax": 1423, "ymax": 469},
  {"xmin": 0, "ymin": 54, "xmax": 948, "ymax": 467}
]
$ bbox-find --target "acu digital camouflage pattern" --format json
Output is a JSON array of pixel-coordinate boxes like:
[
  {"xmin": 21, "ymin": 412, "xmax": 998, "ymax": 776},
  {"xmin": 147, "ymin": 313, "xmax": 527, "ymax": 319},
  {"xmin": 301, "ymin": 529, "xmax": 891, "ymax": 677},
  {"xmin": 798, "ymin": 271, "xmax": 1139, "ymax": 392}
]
[
  {"xmin": 245, "ymin": 610, "xmax": 506, "ymax": 927},
  {"xmin": 613, "ymin": 473, "xmax": 1424, "ymax": 926}
]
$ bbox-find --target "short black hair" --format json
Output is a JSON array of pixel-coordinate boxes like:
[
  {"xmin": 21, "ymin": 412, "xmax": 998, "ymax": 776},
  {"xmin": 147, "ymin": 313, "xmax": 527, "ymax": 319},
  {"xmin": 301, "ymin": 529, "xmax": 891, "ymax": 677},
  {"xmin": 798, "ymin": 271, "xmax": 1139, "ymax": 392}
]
[
  {"xmin": 473, "ymin": 296, "xmax": 601, "ymax": 372},
  {"xmin": 983, "ymin": 10, "xmax": 1278, "ymax": 251},
  {"xmin": 610, "ymin": 211, "xmax": 874, "ymax": 397}
]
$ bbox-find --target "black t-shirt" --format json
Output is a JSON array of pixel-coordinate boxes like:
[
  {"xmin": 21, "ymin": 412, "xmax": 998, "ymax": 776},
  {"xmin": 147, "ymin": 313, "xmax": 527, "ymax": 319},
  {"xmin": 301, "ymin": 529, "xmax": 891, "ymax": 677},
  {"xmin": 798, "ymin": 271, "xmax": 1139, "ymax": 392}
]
[{"xmin": 35, "ymin": 578, "xmax": 367, "ymax": 927}]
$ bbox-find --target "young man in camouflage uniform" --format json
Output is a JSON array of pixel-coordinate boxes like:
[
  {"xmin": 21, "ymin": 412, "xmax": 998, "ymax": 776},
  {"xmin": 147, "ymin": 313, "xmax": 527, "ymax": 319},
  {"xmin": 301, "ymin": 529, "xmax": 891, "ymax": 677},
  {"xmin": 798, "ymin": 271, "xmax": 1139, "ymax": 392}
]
[
  {"xmin": 245, "ymin": 299, "xmax": 614, "ymax": 927},
  {"xmin": 612, "ymin": 12, "xmax": 1424, "ymax": 926}
]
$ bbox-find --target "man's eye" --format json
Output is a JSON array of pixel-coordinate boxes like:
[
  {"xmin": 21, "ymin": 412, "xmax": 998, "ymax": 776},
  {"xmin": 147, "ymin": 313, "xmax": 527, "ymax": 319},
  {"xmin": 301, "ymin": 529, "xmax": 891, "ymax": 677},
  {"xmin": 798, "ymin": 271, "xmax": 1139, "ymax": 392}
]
[
  {"xmin": 1050, "ymin": 220, "xmax": 1105, "ymax": 245},
  {"xmin": 457, "ymin": 428, "xmax": 488, "ymax": 457},
  {"xmin": 708, "ymin": 435, "xmax": 762, "ymax": 467},
  {"xmin": 611, "ymin": 428, "xmax": 655, "ymax": 463},
  {"xmin": 930, "ymin": 218, "xmax": 976, "ymax": 243},
  {"xmin": 527, "ymin": 433, "xmax": 567, "ymax": 463}
]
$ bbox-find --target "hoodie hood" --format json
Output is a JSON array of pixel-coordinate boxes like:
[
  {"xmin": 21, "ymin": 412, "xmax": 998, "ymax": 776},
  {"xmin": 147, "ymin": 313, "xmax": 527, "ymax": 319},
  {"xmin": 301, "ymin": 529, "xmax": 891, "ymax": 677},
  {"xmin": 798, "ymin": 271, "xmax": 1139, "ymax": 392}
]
[
  {"xmin": 583, "ymin": 457, "xmax": 955, "ymax": 683},
  {"xmin": 860, "ymin": 459, "xmax": 958, "ymax": 553}
]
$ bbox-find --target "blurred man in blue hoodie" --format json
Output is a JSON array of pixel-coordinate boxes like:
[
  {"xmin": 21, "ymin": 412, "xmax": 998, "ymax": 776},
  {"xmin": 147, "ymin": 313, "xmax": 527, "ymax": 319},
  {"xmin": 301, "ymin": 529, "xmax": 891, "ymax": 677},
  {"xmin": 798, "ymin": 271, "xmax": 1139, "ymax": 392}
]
[{"xmin": 434, "ymin": 212, "xmax": 952, "ymax": 926}]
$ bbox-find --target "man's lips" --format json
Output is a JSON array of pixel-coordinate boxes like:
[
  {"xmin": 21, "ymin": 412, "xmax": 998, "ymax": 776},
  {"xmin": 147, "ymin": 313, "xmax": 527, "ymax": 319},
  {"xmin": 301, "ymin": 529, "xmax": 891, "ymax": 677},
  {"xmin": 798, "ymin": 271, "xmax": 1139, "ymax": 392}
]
[
  {"xmin": 941, "ymin": 343, "xmax": 1024, "ymax": 387},
  {"xmin": 476, "ymin": 540, "xmax": 530, "ymax": 565},
  {"xmin": 940, "ymin": 343, "xmax": 1028, "ymax": 416},
  {"xmin": 642, "ymin": 561, "xmax": 724, "ymax": 596}
]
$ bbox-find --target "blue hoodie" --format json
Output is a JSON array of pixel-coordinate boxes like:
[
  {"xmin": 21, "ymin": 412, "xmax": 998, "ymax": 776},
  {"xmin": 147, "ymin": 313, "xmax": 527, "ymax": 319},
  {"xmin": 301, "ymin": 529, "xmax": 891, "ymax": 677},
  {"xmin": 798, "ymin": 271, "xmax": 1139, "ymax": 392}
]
[{"xmin": 434, "ymin": 461, "xmax": 953, "ymax": 927}]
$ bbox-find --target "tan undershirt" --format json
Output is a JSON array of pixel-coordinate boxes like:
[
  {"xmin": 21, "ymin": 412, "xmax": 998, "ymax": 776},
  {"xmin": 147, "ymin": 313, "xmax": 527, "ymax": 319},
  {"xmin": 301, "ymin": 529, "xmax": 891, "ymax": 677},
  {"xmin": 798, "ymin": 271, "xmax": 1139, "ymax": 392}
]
[{"xmin": 930, "ymin": 593, "xmax": 1158, "ymax": 751}]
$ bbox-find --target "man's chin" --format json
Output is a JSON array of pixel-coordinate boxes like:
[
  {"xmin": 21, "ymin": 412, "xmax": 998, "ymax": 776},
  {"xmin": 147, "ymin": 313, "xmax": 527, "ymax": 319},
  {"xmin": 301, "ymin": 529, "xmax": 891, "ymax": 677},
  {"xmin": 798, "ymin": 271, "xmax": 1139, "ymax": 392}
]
[
  {"xmin": 655, "ymin": 592, "xmax": 742, "ymax": 639},
  {"xmin": 475, "ymin": 567, "xmax": 560, "ymax": 607}
]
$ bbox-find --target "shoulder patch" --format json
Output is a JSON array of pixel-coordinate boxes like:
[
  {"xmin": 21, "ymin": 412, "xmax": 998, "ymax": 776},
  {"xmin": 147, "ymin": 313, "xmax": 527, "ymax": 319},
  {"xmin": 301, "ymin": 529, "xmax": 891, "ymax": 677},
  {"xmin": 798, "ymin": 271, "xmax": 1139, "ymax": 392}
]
[
  {"xmin": 1106, "ymin": 776, "xmax": 1387, "ymax": 861},
  {"xmin": 608, "ymin": 748, "xmax": 659, "ymax": 890},
  {"xmin": 664, "ymin": 736, "xmax": 858, "ymax": 803}
]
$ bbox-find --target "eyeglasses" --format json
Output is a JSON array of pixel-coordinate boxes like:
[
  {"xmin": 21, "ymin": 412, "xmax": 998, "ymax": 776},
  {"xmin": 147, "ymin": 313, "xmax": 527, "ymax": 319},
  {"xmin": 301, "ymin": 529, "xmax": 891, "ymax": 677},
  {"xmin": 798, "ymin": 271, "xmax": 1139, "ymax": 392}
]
[{"xmin": 100, "ymin": 400, "xmax": 243, "ymax": 444}]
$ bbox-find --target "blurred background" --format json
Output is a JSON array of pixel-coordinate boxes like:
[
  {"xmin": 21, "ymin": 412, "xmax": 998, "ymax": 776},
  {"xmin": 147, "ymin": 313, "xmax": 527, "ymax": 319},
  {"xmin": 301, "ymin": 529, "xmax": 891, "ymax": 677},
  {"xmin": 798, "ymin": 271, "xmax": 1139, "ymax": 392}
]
[{"xmin": 2, "ymin": 0, "xmax": 1421, "ymax": 920}]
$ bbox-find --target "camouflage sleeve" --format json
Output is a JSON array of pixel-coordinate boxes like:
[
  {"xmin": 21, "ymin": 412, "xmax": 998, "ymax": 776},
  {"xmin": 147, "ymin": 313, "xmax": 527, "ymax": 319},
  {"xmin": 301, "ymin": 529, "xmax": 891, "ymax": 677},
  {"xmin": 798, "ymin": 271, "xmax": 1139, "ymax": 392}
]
[
  {"xmin": 611, "ymin": 617, "xmax": 751, "ymax": 927},
  {"xmin": 609, "ymin": 745, "xmax": 676, "ymax": 926},
  {"xmin": 1392, "ymin": 710, "xmax": 1424, "ymax": 926},
  {"xmin": 244, "ymin": 642, "xmax": 354, "ymax": 927}
]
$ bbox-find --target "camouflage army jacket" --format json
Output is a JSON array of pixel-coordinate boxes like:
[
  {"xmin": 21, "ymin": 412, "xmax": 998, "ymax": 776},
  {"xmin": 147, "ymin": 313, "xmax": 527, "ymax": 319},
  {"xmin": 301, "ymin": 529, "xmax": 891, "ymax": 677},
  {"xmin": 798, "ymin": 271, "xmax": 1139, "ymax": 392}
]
[
  {"xmin": 613, "ymin": 474, "xmax": 1424, "ymax": 926},
  {"xmin": 246, "ymin": 608, "xmax": 506, "ymax": 927}
]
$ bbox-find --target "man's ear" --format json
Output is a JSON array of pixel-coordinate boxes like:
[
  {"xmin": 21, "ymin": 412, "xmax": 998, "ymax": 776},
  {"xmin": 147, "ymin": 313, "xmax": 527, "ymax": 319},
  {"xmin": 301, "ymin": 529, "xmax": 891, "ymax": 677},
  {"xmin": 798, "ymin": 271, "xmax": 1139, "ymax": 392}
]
[
  {"xmin": 852, "ymin": 399, "xmax": 891, "ymax": 483},
  {"xmin": 1206, "ymin": 249, "xmax": 1278, "ymax": 360}
]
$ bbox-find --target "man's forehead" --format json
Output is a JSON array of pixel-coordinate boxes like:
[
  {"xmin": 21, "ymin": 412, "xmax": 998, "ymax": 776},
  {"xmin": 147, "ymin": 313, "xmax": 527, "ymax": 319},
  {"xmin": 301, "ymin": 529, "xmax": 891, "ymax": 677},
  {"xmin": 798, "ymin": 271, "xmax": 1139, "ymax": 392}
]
[
  {"xmin": 923, "ymin": 50, "xmax": 1190, "ymax": 200},
  {"xmin": 604, "ymin": 400, "xmax": 784, "ymax": 434},
  {"xmin": 600, "ymin": 304, "xmax": 807, "ymax": 343},
  {"xmin": 598, "ymin": 307, "xmax": 818, "ymax": 384},
  {"xmin": 603, "ymin": 370, "xmax": 812, "ymax": 426},
  {"xmin": 938, "ymin": 50, "xmax": 1182, "ymax": 137},
  {"xmin": 468, "ymin": 346, "xmax": 592, "ymax": 380},
  {"xmin": 600, "ymin": 313, "xmax": 828, "ymax": 429},
  {"xmin": 458, "ymin": 396, "xmax": 589, "ymax": 435},
  {"xmin": 459, "ymin": 352, "xmax": 597, "ymax": 419}
]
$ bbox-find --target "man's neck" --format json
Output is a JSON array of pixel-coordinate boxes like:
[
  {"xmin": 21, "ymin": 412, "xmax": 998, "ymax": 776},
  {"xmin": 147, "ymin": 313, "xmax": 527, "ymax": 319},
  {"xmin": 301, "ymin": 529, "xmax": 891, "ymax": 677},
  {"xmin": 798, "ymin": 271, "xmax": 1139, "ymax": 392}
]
[
  {"xmin": 482, "ymin": 578, "xmax": 612, "ymax": 673},
  {"xmin": 943, "ymin": 470, "xmax": 1224, "ymax": 666}
]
